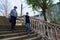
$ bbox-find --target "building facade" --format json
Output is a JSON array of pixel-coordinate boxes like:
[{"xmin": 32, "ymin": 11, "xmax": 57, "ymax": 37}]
[{"xmin": 50, "ymin": 2, "xmax": 60, "ymax": 24}]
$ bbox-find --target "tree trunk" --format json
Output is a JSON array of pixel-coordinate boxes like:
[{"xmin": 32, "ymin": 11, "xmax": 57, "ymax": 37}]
[
  {"xmin": 42, "ymin": 0, "xmax": 47, "ymax": 21},
  {"xmin": 42, "ymin": 10, "xmax": 47, "ymax": 21},
  {"xmin": 42, "ymin": 10, "xmax": 48, "ymax": 36}
]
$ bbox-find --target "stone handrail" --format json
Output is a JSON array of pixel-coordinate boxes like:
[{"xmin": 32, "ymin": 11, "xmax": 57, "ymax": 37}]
[{"xmin": 19, "ymin": 15, "xmax": 60, "ymax": 40}]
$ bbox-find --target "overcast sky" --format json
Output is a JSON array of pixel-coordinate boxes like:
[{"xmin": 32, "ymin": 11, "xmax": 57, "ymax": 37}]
[{"xmin": 0, "ymin": 0, "xmax": 59, "ymax": 16}]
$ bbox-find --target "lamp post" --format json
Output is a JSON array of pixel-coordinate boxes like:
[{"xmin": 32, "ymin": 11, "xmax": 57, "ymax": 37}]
[
  {"xmin": 21, "ymin": 3, "xmax": 23, "ymax": 16},
  {"xmin": 20, "ymin": 0, "xmax": 23, "ymax": 16}
]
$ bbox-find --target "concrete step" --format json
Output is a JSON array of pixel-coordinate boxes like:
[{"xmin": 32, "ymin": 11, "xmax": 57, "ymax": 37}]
[
  {"xmin": 0, "ymin": 32, "xmax": 27, "ymax": 39},
  {"xmin": 0, "ymin": 28, "xmax": 10, "ymax": 30},
  {"xmin": 0, "ymin": 26, "xmax": 26, "ymax": 31},
  {"xmin": 0, "ymin": 26, "xmax": 26, "ymax": 29},
  {"xmin": 0, "ymin": 33, "xmax": 36, "ymax": 40},
  {"xmin": 0, "ymin": 28, "xmax": 26, "ymax": 31},
  {"xmin": 0, "ymin": 31, "xmax": 34, "ymax": 40},
  {"xmin": 34, "ymin": 37, "xmax": 46, "ymax": 40},
  {"xmin": 25, "ymin": 36, "xmax": 40, "ymax": 40},
  {"xmin": 0, "ymin": 30, "xmax": 26, "ymax": 34},
  {"xmin": 11, "ymin": 34, "xmax": 37, "ymax": 40}
]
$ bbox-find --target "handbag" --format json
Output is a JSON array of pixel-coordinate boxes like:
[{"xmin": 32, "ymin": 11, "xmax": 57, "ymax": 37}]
[{"xmin": 9, "ymin": 16, "xmax": 11, "ymax": 22}]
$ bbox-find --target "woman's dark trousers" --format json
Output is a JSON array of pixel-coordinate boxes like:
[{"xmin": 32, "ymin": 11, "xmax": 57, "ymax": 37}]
[{"xmin": 10, "ymin": 16, "xmax": 16, "ymax": 32}]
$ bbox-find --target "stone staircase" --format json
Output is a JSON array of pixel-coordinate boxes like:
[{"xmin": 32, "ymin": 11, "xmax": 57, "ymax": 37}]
[
  {"xmin": 0, "ymin": 25, "xmax": 41, "ymax": 40},
  {"xmin": 0, "ymin": 16, "xmax": 44, "ymax": 40}
]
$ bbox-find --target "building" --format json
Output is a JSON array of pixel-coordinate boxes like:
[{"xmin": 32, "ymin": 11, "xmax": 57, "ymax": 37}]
[{"xmin": 50, "ymin": 2, "xmax": 60, "ymax": 24}]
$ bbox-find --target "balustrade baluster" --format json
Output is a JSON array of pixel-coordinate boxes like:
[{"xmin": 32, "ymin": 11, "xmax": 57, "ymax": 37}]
[
  {"xmin": 43, "ymin": 23, "xmax": 46, "ymax": 37},
  {"xmin": 46, "ymin": 24, "xmax": 49, "ymax": 37},
  {"xmin": 47, "ymin": 25, "xmax": 52, "ymax": 40},
  {"xmin": 56, "ymin": 28, "xmax": 58, "ymax": 40},
  {"xmin": 54, "ymin": 27, "xmax": 57, "ymax": 40},
  {"xmin": 50, "ymin": 27, "xmax": 53, "ymax": 40},
  {"xmin": 31, "ymin": 19, "xmax": 34, "ymax": 32},
  {"xmin": 27, "ymin": 17, "xmax": 60, "ymax": 40}
]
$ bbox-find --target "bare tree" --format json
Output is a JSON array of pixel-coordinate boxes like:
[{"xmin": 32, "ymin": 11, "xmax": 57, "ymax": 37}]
[{"xmin": 0, "ymin": 0, "xmax": 11, "ymax": 17}]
